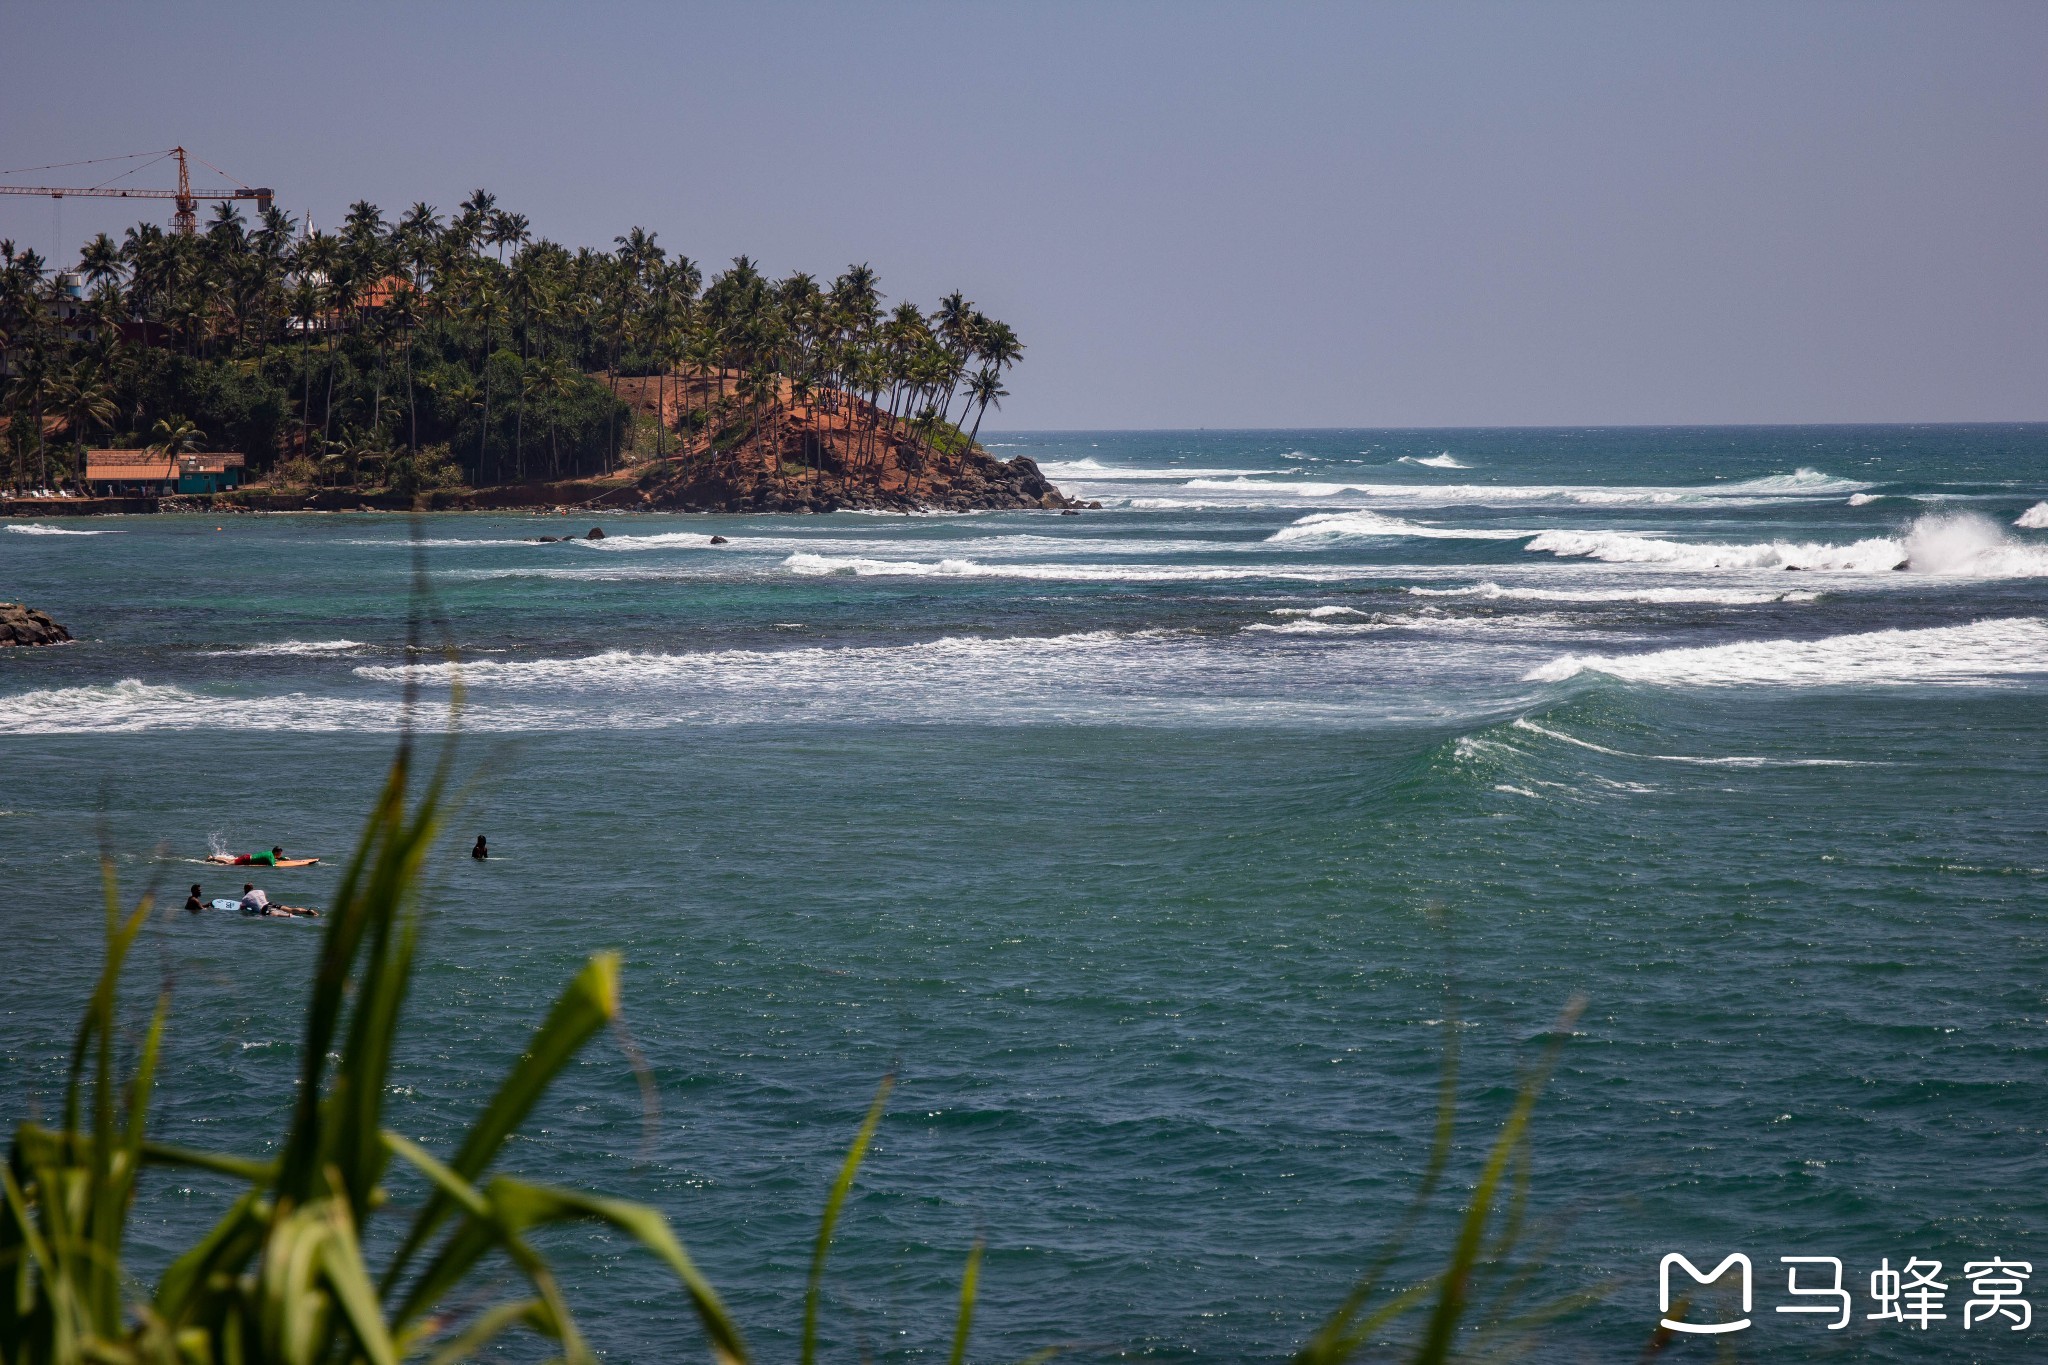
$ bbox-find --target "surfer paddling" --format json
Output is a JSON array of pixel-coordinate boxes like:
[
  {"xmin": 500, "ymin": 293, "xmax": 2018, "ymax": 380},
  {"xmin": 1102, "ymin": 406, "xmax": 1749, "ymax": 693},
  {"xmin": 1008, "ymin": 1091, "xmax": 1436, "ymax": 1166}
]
[{"xmin": 208, "ymin": 845, "xmax": 319, "ymax": 867}]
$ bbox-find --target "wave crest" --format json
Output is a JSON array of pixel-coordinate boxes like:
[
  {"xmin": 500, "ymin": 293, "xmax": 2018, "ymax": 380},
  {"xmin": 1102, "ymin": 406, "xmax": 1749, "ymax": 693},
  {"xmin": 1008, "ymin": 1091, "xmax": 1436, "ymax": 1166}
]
[
  {"xmin": 1526, "ymin": 618, "xmax": 2048, "ymax": 688},
  {"xmin": 1526, "ymin": 513, "xmax": 2048, "ymax": 576},
  {"xmin": 1266, "ymin": 511, "xmax": 1531, "ymax": 543}
]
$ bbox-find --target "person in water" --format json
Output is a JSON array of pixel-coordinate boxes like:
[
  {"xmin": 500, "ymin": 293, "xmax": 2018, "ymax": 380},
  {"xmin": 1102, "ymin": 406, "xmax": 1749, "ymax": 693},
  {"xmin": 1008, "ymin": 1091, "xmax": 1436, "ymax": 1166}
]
[
  {"xmin": 240, "ymin": 883, "xmax": 269, "ymax": 914},
  {"xmin": 185, "ymin": 883, "xmax": 204, "ymax": 913},
  {"xmin": 472, "ymin": 835, "xmax": 487, "ymax": 861},
  {"xmin": 215, "ymin": 846, "xmax": 285, "ymax": 865}
]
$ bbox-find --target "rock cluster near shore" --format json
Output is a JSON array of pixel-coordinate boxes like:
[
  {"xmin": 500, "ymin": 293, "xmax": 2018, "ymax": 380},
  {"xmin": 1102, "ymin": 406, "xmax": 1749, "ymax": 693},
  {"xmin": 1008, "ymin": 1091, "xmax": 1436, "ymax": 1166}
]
[{"xmin": 0, "ymin": 602, "xmax": 71, "ymax": 647}]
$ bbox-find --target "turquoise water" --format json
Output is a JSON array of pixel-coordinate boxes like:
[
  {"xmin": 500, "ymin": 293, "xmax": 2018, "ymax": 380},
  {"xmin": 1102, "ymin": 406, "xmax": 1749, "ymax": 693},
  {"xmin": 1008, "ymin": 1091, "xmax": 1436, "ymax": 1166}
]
[{"xmin": 3, "ymin": 426, "xmax": 2046, "ymax": 1360}]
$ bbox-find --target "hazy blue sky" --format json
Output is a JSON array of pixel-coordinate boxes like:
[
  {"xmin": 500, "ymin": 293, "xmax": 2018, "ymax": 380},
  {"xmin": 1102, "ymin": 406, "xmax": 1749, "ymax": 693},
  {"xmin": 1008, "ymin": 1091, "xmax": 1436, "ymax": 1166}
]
[{"xmin": 4, "ymin": 2, "xmax": 2044, "ymax": 428}]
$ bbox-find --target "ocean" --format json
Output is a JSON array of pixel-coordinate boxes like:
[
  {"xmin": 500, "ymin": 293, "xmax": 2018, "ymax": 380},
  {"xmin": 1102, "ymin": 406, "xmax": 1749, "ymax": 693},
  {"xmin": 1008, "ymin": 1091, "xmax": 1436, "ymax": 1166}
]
[{"xmin": 3, "ymin": 425, "xmax": 2045, "ymax": 1360}]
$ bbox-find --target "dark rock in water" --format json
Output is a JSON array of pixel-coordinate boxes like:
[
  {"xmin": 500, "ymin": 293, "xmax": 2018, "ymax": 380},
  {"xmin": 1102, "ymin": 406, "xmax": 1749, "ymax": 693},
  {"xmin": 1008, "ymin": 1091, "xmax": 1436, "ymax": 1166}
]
[
  {"xmin": 709, "ymin": 535, "xmax": 729, "ymax": 545},
  {"xmin": 535, "ymin": 535, "xmax": 560, "ymax": 543},
  {"xmin": 1784, "ymin": 565, "xmax": 1801, "ymax": 571},
  {"xmin": 586, "ymin": 527, "xmax": 606, "ymax": 540},
  {"xmin": 0, "ymin": 602, "xmax": 71, "ymax": 647},
  {"xmin": 1061, "ymin": 508, "xmax": 1081, "ymax": 515}
]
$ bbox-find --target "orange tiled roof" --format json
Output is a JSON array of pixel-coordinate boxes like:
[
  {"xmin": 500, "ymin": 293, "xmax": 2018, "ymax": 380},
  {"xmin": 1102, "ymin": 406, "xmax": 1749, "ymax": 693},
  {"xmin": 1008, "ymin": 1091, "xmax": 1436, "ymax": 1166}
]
[{"xmin": 85, "ymin": 452, "xmax": 176, "ymax": 481}]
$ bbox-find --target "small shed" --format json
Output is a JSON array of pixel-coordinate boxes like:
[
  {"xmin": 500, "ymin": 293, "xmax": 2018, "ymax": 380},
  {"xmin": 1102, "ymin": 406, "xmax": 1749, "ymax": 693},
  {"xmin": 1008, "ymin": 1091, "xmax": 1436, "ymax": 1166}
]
[{"xmin": 84, "ymin": 452, "xmax": 178, "ymax": 496}]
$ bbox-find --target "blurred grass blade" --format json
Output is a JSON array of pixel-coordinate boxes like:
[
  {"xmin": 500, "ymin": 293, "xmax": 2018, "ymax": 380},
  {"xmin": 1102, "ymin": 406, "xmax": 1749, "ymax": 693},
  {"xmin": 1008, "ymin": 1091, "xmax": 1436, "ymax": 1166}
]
[
  {"xmin": 423, "ymin": 1298, "xmax": 549, "ymax": 1365},
  {"xmin": 486, "ymin": 1178, "xmax": 749, "ymax": 1365},
  {"xmin": 1412, "ymin": 997, "xmax": 1584, "ymax": 1365},
  {"xmin": 139, "ymin": 1141, "xmax": 276, "ymax": 1184},
  {"xmin": 384, "ymin": 952, "xmax": 622, "ymax": 1291},
  {"xmin": 803, "ymin": 1075, "xmax": 893, "ymax": 1365},
  {"xmin": 949, "ymin": 1237, "xmax": 984, "ymax": 1365},
  {"xmin": 316, "ymin": 1196, "xmax": 401, "ymax": 1365}
]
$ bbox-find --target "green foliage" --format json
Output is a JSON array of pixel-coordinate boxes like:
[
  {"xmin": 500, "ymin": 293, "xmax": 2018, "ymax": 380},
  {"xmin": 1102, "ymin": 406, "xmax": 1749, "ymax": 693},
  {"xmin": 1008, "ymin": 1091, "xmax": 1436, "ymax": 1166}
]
[{"xmin": 381, "ymin": 444, "xmax": 467, "ymax": 497}]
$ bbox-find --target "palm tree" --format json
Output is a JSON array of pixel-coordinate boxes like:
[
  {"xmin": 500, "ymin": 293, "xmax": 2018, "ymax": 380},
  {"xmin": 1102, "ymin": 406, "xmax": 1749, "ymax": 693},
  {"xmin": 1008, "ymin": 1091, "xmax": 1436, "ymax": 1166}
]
[
  {"xmin": 964, "ymin": 365, "xmax": 1007, "ymax": 452},
  {"xmin": 149, "ymin": 416, "xmax": 206, "ymax": 457},
  {"xmin": 53, "ymin": 363, "xmax": 117, "ymax": 469}
]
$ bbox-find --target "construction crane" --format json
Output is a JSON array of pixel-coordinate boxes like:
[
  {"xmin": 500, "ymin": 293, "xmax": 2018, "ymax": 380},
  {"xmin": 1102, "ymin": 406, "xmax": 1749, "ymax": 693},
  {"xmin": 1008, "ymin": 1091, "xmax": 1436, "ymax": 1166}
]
[{"xmin": 0, "ymin": 147, "xmax": 272, "ymax": 236}]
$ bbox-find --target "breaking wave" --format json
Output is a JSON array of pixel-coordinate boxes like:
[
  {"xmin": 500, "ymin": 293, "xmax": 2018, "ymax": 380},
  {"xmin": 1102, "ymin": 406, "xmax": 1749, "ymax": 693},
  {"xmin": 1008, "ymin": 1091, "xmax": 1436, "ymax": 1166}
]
[
  {"xmin": 0, "ymin": 679, "xmax": 408, "ymax": 734},
  {"xmin": 779, "ymin": 552, "xmax": 1372, "ymax": 583},
  {"xmin": 201, "ymin": 640, "xmax": 370, "ymax": 657},
  {"xmin": 1039, "ymin": 459, "xmax": 1290, "ymax": 480},
  {"xmin": 1526, "ymin": 513, "xmax": 2048, "ymax": 576},
  {"xmin": 1398, "ymin": 454, "xmax": 1470, "ymax": 469},
  {"xmin": 353, "ymin": 632, "xmax": 1148, "ymax": 689},
  {"xmin": 1172, "ymin": 467, "xmax": 1873, "ymax": 509},
  {"xmin": 2017, "ymin": 502, "xmax": 2048, "ymax": 530},
  {"xmin": 1525, "ymin": 618, "xmax": 2048, "ymax": 688},
  {"xmin": 578, "ymin": 530, "xmax": 724, "ymax": 551},
  {"xmin": 1407, "ymin": 581, "xmax": 1817, "ymax": 605},
  {"xmin": 7, "ymin": 523, "xmax": 107, "ymax": 536},
  {"xmin": 1266, "ymin": 511, "xmax": 1533, "ymax": 542}
]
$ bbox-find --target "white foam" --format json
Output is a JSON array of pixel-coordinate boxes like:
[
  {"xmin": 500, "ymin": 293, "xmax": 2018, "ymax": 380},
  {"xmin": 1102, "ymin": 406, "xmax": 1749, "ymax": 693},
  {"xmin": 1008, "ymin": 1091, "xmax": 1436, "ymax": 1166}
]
[
  {"xmin": 1272, "ymin": 605, "xmax": 1370, "ymax": 618},
  {"xmin": 1525, "ymin": 529, "xmax": 1905, "ymax": 571},
  {"xmin": 1525, "ymin": 618, "xmax": 2048, "ymax": 688},
  {"xmin": 578, "ymin": 531, "xmax": 724, "ymax": 551},
  {"xmin": 1398, "ymin": 453, "xmax": 1470, "ymax": 469},
  {"xmin": 1525, "ymin": 513, "xmax": 2048, "ymax": 577},
  {"xmin": 353, "ymin": 632, "xmax": 1149, "ymax": 689},
  {"xmin": 2017, "ymin": 502, "xmax": 2048, "ymax": 530},
  {"xmin": 1266, "ymin": 511, "xmax": 1533, "ymax": 543},
  {"xmin": 1038, "ymin": 459, "xmax": 1289, "ymax": 480},
  {"xmin": 1242, "ymin": 619, "xmax": 1391, "ymax": 635},
  {"xmin": 0, "ymin": 679, "xmax": 410, "ymax": 734},
  {"xmin": 1167, "ymin": 467, "xmax": 1873, "ymax": 510},
  {"xmin": 1407, "ymin": 581, "xmax": 1816, "ymax": 605},
  {"xmin": 778, "ymin": 552, "xmax": 1376, "ymax": 583},
  {"xmin": 1848, "ymin": 493, "xmax": 1883, "ymax": 507},
  {"xmin": 1248, "ymin": 611, "xmax": 1577, "ymax": 637},
  {"xmin": 201, "ymin": 639, "xmax": 369, "ymax": 657},
  {"xmin": 7, "ymin": 523, "xmax": 106, "ymax": 536}
]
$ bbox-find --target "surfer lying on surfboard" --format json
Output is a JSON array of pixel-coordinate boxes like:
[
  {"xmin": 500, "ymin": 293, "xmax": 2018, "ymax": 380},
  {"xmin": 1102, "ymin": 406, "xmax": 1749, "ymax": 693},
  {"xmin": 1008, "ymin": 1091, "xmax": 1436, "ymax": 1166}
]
[
  {"xmin": 210, "ymin": 884, "xmax": 320, "ymax": 918},
  {"xmin": 206, "ymin": 845, "xmax": 320, "ymax": 867}
]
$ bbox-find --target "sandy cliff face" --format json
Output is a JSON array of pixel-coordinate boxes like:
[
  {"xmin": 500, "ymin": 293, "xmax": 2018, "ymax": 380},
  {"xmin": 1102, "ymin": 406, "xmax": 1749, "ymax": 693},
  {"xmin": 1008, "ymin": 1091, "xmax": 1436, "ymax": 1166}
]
[{"xmin": 608, "ymin": 376, "xmax": 1089, "ymax": 513}]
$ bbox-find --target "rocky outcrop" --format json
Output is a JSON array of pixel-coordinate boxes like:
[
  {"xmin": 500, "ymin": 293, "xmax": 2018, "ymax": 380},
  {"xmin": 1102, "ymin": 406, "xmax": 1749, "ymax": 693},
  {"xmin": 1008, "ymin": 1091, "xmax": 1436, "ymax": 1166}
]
[
  {"xmin": 628, "ymin": 392, "xmax": 1097, "ymax": 514},
  {"xmin": 0, "ymin": 602, "xmax": 71, "ymax": 647}
]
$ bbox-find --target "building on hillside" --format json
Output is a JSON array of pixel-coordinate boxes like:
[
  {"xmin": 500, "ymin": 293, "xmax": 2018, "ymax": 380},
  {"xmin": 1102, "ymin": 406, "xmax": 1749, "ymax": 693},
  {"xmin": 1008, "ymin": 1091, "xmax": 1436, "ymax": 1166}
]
[
  {"xmin": 83, "ymin": 451, "xmax": 244, "ymax": 496},
  {"xmin": 176, "ymin": 452, "xmax": 245, "ymax": 493},
  {"xmin": 284, "ymin": 274, "xmax": 416, "ymax": 335},
  {"xmin": 84, "ymin": 451, "xmax": 178, "ymax": 496}
]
